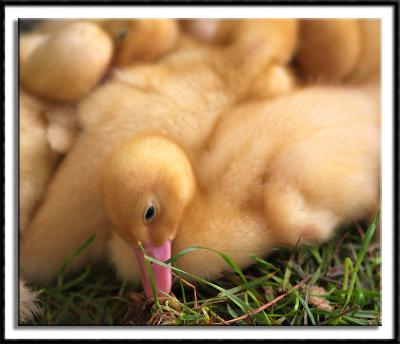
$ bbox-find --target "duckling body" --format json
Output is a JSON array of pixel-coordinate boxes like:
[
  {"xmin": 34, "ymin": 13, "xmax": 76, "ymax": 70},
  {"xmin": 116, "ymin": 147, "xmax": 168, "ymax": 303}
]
[
  {"xmin": 19, "ymin": 90, "xmax": 56, "ymax": 233},
  {"xmin": 21, "ymin": 20, "xmax": 298, "ymax": 285},
  {"xmin": 176, "ymin": 82, "xmax": 380, "ymax": 277},
  {"xmin": 109, "ymin": 81, "xmax": 380, "ymax": 284},
  {"xmin": 19, "ymin": 90, "xmax": 56, "ymax": 322}
]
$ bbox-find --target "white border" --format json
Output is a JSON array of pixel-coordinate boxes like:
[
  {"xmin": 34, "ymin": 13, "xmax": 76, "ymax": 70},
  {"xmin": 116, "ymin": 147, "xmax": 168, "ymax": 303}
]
[{"xmin": 5, "ymin": 5, "xmax": 395, "ymax": 340}]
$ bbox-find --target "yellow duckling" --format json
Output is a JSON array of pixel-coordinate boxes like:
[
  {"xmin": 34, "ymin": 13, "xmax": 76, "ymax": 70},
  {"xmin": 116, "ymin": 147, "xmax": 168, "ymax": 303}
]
[
  {"xmin": 295, "ymin": 19, "xmax": 380, "ymax": 82},
  {"xmin": 105, "ymin": 77, "xmax": 380, "ymax": 297},
  {"xmin": 21, "ymin": 21, "xmax": 113, "ymax": 102},
  {"xmin": 21, "ymin": 20, "xmax": 299, "ymax": 288},
  {"xmin": 19, "ymin": 90, "xmax": 56, "ymax": 233},
  {"xmin": 19, "ymin": 89, "xmax": 81, "ymax": 322},
  {"xmin": 19, "ymin": 90, "xmax": 55, "ymax": 323}
]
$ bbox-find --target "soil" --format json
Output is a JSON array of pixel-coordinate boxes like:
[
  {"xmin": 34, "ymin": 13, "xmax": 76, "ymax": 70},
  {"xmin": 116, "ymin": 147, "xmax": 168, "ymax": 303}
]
[{"xmin": 115, "ymin": 299, "xmax": 152, "ymax": 325}]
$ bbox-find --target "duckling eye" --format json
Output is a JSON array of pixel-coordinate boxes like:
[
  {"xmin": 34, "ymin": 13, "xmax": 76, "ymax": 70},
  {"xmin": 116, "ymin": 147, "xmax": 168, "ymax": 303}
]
[{"xmin": 144, "ymin": 204, "xmax": 157, "ymax": 223}]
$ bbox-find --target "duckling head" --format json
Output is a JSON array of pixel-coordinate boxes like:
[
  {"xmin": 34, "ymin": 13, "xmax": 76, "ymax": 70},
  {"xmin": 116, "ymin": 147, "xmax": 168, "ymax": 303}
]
[{"xmin": 102, "ymin": 134, "xmax": 196, "ymax": 298}]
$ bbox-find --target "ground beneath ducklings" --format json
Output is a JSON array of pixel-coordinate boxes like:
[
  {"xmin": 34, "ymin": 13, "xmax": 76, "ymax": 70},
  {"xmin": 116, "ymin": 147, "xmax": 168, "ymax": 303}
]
[
  {"xmin": 28, "ymin": 214, "xmax": 381, "ymax": 326},
  {"xmin": 115, "ymin": 298, "xmax": 151, "ymax": 325}
]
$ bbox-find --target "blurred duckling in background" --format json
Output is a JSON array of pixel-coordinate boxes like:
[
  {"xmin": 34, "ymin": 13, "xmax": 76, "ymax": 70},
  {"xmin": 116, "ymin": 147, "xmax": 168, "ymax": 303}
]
[
  {"xmin": 20, "ymin": 21, "xmax": 113, "ymax": 102},
  {"xmin": 19, "ymin": 90, "xmax": 81, "ymax": 322},
  {"xmin": 19, "ymin": 90, "xmax": 59, "ymax": 322},
  {"xmin": 296, "ymin": 19, "xmax": 381, "ymax": 82},
  {"xmin": 36, "ymin": 19, "xmax": 180, "ymax": 68},
  {"xmin": 20, "ymin": 20, "xmax": 298, "ymax": 291},
  {"xmin": 180, "ymin": 19, "xmax": 220, "ymax": 43},
  {"xmin": 19, "ymin": 91, "xmax": 56, "ymax": 233}
]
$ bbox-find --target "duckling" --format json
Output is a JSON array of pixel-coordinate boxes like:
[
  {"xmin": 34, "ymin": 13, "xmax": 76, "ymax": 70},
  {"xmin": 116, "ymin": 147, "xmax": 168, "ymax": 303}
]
[
  {"xmin": 21, "ymin": 20, "xmax": 299, "ymax": 286},
  {"xmin": 21, "ymin": 21, "xmax": 113, "ymax": 102},
  {"xmin": 19, "ymin": 89, "xmax": 82, "ymax": 322},
  {"xmin": 101, "ymin": 19, "xmax": 180, "ymax": 67},
  {"xmin": 106, "ymin": 79, "xmax": 380, "ymax": 297},
  {"xmin": 180, "ymin": 19, "xmax": 220, "ymax": 43},
  {"xmin": 19, "ymin": 90, "xmax": 55, "ymax": 323},
  {"xmin": 36, "ymin": 19, "xmax": 180, "ymax": 68},
  {"xmin": 295, "ymin": 19, "xmax": 380, "ymax": 82},
  {"xmin": 19, "ymin": 90, "xmax": 57, "ymax": 233},
  {"xmin": 19, "ymin": 88, "xmax": 81, "ymax": 233}
]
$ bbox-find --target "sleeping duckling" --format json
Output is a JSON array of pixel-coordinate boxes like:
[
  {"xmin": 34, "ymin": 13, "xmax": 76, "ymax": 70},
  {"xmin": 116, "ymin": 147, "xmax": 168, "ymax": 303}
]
[
  {"xmin": 21, "ymin": 20, "xmax": 299, "ymax": 286},
  {"xmin": 296, "ymin": 19, "xmax": 380, "ymax": 82},
  {"xmin": 19, "ymin": 90, "xmax": 55, "ymax": 323},
  {"xmin": 19, "ymin": 89, "xmax": 82, "ymax": 322},
  {"xmin": 105, "ymin": 78, "xmax": 380, "ymax": 297},
  {"xmin": 180, "ymin": 19, "xmax": 220, "ymax": 43},
  {"xmin": 21, "ymin": 21, "xmax": 113, "ymax": 102},
  {"xmin": 19, "ymin": 88, "xmax": 82, "ymax": 233},
  {"xmin": 19, "ymin": 90, "xmax": 57, "ymax": 233}
]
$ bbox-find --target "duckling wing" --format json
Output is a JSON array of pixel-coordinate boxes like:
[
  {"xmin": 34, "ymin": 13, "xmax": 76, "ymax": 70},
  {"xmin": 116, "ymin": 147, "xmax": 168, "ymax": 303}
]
[{"xmin": 204, "ymin": 84, "xmax": 380, "ymax": 247}]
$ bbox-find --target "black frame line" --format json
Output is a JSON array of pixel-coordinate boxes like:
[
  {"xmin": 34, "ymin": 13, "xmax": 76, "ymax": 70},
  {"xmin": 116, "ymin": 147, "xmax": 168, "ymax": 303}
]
[{"xmin": 3, "ymin": 0, "xmax": 399, "ymax": 342}]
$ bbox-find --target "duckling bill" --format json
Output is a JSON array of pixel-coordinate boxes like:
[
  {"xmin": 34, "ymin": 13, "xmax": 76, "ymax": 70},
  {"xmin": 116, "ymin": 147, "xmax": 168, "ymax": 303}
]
[
  {"xmin": 134, "ymin": 241, "xmax": 171, "ymax": 298},
  {"xmin": 136, "ymin": 204, "xmax": 172, "ymax": 298}
]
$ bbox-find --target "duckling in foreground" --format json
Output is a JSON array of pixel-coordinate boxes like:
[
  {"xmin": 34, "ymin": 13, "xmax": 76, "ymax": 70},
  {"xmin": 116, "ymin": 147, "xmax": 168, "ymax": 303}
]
[
  {"xmin": 105, "ymin": 79, "xmax": 380, "ymax": 297},
  {"xmin": 21, "ymin": 20, "xmax": 298, "ymax": 286}
]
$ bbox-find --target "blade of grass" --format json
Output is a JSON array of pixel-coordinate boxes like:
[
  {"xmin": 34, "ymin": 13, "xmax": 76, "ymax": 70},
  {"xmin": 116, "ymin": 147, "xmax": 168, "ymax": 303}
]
[
  {"xmin": 248, "ymin": 254, "xmax": 278, "ymax": 270},
  {"xmin": 57, "ymin": 234, "xmax": 96, "ymax": 287},
  {"xmin": 137, "ymin": 242, "xmax": 161, "ymax": 311},
  {"xmin": 282, "ymin": 259, "xmax": 292, "ymax": 291},
  {"xmin": 57, "ymin": 265, "xmax": 92, "ymax": 291},
  {"xmin": 166, "ymin": 246, "xmax": 247, "ymax": 282},
  {"xmin": 344, "ymin": 211, "xmax": 379, "ymax": 306},
  {"xmin": 298, "ymin": 293, "xmax": 316, "ymax": 326},
  {"xmin": 342, "ymin": 257, "xmax": 353, "ymax": 294},
  {"xmin": 222, "ymin": 271, "xmax": 276, "ymax": 295}
]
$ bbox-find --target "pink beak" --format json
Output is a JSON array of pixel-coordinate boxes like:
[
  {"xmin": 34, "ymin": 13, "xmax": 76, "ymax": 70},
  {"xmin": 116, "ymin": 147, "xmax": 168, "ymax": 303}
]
[{"xmin": 134, "ymin": 240, "xmax": 172, "ymax": 298}]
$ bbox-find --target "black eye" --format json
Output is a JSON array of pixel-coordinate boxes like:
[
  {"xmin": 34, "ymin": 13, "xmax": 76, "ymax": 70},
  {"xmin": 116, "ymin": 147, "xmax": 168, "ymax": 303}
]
[{"xmin": 144, "ymin": 204, "xmax": 157, "ymax": 223}]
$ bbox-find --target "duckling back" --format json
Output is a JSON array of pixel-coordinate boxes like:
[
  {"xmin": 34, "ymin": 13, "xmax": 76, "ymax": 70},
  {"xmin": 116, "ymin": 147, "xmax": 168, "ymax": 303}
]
[{"xmin": 173, "ymin": 82, "xmax": 380, "ymax": 279}]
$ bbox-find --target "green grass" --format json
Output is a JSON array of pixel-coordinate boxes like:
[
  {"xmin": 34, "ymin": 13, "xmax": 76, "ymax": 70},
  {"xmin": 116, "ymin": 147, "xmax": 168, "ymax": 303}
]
[{"xmin": 27, "ymin": 212, "xmax": 381, "ymax": 326}]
